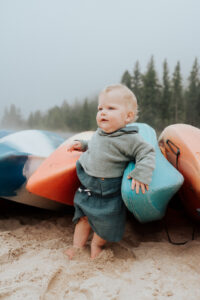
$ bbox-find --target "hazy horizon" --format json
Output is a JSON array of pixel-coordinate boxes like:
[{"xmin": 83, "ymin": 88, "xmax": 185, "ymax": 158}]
[{"xmin": 0, "ymin": 0, "xmax": 199, "ymax": 119}]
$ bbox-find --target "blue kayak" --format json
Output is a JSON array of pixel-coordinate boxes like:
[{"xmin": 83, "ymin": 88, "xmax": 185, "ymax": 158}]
[
  {"xmin": 0, "ymin": 130, "xmax": 64, "ymax": 209},
  {"xmin": 0, "ymin": 130, "xmax": 14, "ymax": 139},
  {"xmin": 121, "ymin": 123, "xmax": 184, "ymax": 223}
]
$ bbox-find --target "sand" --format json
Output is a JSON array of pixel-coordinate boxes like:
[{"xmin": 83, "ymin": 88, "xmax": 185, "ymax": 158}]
[{"xmin": 0, "ymin": 199, "xmax": 200, "ymax": 300}]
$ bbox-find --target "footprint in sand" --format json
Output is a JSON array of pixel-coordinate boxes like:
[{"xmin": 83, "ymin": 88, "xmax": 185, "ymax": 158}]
[
  {"xmin": 0, "ymin": 284, "xmax": 40, "ymax": 300},
  {"xmin": 41, "ymin": 267, "xmax": 91, "ymax": 300},
  {"xmin": 0, "ymin": 247, "xmax": 24, "ymax": 264},
  {"xmin": 42, "ymin": 268, "xmax": 67, "ymax": 300},
  {"xmin": 64, "ymin": 285, "xmax": 94, "ymax": 300}
]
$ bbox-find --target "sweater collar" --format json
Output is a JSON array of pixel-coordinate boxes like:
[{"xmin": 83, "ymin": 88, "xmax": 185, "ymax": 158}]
[{"xmin": 98, "ymin": 125, "xmax": 138, "ymax": 137}]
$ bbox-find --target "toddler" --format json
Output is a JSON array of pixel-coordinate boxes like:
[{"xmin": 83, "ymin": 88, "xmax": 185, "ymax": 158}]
[{"xmin": 66, "ymin": 84, "xmax": 155, "ymax": 259}]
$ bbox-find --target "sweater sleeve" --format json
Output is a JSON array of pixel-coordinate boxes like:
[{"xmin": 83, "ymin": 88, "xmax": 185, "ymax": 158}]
[
  {"xmin": 75, "ymin": 139, "xmax": 89, "ymax": 151},
  {"xmin": 127, "ymin": 135, "xmax": 156, "ymax": 185}
]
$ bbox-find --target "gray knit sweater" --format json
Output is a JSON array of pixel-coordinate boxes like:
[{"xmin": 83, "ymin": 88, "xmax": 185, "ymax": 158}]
[{"xmin": 78, "ymin": 127, "xmax": 155, "ymax": 185}]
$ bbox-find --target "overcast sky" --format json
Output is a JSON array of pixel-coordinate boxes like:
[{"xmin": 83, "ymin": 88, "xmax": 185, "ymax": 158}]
[{"xmin": 0, "ymin": 0, "xmax": 199, "ymax": 118}]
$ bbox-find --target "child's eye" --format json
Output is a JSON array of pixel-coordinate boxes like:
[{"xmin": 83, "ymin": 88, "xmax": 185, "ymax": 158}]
[
  {"xmin": 98, "ymin": 107, "xmax": 102, "ymax": 111},
  {"xmin": 108, "ymin": 107, "xmax": 115, "ymax": 110}
]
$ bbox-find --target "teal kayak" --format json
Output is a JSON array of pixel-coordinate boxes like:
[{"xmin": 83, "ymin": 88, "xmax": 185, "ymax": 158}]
[{"xmin": 122, "ymin": 123, "xmax": 184, "ymax": 223}]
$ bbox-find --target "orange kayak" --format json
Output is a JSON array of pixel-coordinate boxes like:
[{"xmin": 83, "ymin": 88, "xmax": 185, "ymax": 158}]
[
  {"xmin": 26, "ymin": 131, "xmax": 94, "ymax": 205},
  {"xmin": 158, "ymin": 124, "xmax": 200, "ymax": 221}
]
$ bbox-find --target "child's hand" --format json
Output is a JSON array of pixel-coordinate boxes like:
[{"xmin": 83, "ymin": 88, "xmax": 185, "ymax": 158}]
[
  {"xmin": 67, "ymin": 141, "xmax": 82, "ymax": 152},
  {"xmin": 127, "ymin": 176, "xmax": 149, "ymax": 194}
]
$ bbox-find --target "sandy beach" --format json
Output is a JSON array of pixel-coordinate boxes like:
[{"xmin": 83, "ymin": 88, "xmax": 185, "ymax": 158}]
[{"xmin": 0, "ymin": 197, "xmax": 200, "ymax": 300}]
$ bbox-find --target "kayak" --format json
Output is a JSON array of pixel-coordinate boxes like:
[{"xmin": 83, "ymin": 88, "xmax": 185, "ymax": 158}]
[
  {"xmin": 0, "ymin": 130, "xmax": 14, "ymax": 139},
  {"xmin": 27, "ymin": 124, "xmax": 184, "ymax": 222},
  {"xmin": 0, "ymin": 130, "xmax": 64, "ymax": 210},
  {"xmin": 122, "ymin": 123, "xmax": 184, "ymax": 223},
  {"xmin": 26, "ymin": 131, "xmax": 94, "ymax": 205},
  {"xmin": 158, "ymin": 124, "xmax": 200, "ymax": 221}
]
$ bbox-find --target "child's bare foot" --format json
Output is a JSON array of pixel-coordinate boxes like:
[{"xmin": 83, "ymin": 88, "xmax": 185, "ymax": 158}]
[
  {"xmin": 90, "ymin": 243, "xmax": 104, "ymax": 259},
  {"xmin": 65, "ymin": 246, "xmax": 83, "ymax": 260},
  {"xmin": 65, "ymin": 247, "xmax": 75, "ymax": 260},
  {"xmin": 90, "ymin": 235, "xmax": 106, "ymax": 259},
  {"xmin": 90, "ymin": 232, "xmax": 106, "ymax": 259}
]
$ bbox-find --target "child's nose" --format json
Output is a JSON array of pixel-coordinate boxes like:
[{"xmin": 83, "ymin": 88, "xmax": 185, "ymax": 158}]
[{"xmin": 101, "ymin": 110, "xmax": 106, "ymax": 115}]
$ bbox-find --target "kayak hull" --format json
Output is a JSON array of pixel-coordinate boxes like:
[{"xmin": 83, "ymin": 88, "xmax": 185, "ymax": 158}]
[
  {"xmin": 26, "ymin": 132, "xmax": 94, "ymax": 205},
  {"xmin": 122, "ymin": 123, "xmax": 184, "ymax": 223},
  {"xmin": 0, "ymin": 130, "xmax": 64, "ymax": 210},
  {"xmin": 158, "ymin": 124, "xmax": 200, "ymax": 221}
]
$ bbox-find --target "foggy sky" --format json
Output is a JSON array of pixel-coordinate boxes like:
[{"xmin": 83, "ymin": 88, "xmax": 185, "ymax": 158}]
[{"xmin": 0, "ymin": 0, "xmax": 200, "ymax": 118}]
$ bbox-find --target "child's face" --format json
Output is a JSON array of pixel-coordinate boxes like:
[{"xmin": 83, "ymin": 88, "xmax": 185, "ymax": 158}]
[{"xmin": 96, "ymin": 91, "xmax": 134, "ymax": 133}]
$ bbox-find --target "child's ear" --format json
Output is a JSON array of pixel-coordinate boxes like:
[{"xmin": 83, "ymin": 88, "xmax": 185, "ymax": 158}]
[{"xmin": 126, "ymin": 111, "xmax": 134, "ymax": 123}]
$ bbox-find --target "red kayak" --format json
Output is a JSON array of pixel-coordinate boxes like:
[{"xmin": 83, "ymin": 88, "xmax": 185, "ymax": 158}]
[
  {"xmin": 26, "ymin": 132, "xmax": 94, "ymax": 205},
  {"xmin": 159, "ymin": 124, "xmax": 200, "ymax": 221}
]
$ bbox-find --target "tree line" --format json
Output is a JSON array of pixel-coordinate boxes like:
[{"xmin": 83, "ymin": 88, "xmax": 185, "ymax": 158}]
[
  {"xmin": 1, "ymin": 57, "xmax": 200, "ymax": 132},
  {"xmin": 121, "ymin": 57, "xmax": 200, "ymax": 130}
]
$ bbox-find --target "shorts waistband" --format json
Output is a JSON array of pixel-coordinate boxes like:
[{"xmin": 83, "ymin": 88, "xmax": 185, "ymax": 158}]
[{"xmin": 78, "ymin": 185, "xmax": 121, "ymax": 198}]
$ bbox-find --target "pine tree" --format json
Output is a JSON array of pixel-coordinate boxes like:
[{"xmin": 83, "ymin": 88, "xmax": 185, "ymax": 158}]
[
  {"xmin": 1, "ymin": 104, "xmax": 24, "ymax": 128},
  {"xmin": 132, "ymin": 61, "xmax": 142, "ymax": 107},
  {"xmin": 171, "ymin": 62, "xmax": 184, "ymax": 123},
  {"xmin": 161, "ymin": 59, "xmax": 172, "ymax": 126},
  {"xmin": 185, "ymin": 58, "xmax": 200, "ymax": 125},
  {"xmin": 121, "ymin": 70, "xmax": 132, "ymax": 90},
  {"xmin": 141, "ymin": 56, "xmax": 161, "ymax": 128},
  {"xmin": 88, "ymin": 97, "xmax": 98, "ymax": 130},
  {"xmin": 80, "ymin": 99, "xmax": 91, "ymax": 130},
  {"xmin": 27, "ymin": 112, "xmax": 34, "ymax": 128},
  {"xmin": 1, "ymin": 107, "xmax": 9, "ymax": 127},
  {"xmin": 61, "ymin": 100, "xmax": 74, "ymax": 130},
  {"xmin": 45, "ymin": 106, "xmax": 65, "ymax": 129},
  {"xmin": 196, "ymin": 82, "xmax": 200, "ymax": 126},
  {"xmin": 27, "ymin": 110, "xmax": 44, "ymax": 129}
]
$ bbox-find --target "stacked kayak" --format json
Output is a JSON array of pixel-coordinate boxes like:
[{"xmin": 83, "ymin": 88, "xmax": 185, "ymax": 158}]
[
  {"xmin": 0, "ymin": 130, "xmax": 64, "ymax": 210},
  {"xmin": 0, "ymin": 130, "xmax": 14, "ymax": 138},
  {"xmin": 27, "ymin": 125, "xmax": 184, "ymax": 222},
  {"xmin": 26, "ymin": 131, "xmax": 94, "ymax": 206},
  {"xmin": 122, "ymin": 123, "xmax": 184, "ymax": 223},
  {"xmin": 158, "ymin": 124, "xmax": 200, "ymax": 221}
]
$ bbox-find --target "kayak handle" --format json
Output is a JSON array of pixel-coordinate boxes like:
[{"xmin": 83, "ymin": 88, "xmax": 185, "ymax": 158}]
[{"xmin": 166, "ymin": 139, "xmax": 180, "ymax": 169}]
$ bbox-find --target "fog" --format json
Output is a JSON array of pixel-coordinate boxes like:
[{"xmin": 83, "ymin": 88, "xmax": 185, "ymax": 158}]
[{"xmin": 0, "ymin": 0, "xmax": 199, "ymax": 118}]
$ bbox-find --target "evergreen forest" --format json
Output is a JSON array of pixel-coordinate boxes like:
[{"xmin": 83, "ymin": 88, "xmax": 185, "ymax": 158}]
[{"xmin": 1, "ymin": 57, "xmax": 200, "ymax": 133}]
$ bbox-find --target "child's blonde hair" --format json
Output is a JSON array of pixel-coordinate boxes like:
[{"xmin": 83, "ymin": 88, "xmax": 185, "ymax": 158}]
[{"xmin": 100, "ymin": 84, "xmax": 138, "ymax": 121}]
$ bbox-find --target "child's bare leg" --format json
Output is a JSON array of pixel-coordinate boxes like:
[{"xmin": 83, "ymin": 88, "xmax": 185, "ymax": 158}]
[
  {"xmin": 91, "ymin": 232, "xmax": 106, "ymax": 259},
  {"xmin": 66, "ymin": 216, "xmax": 91, "ymax": 259}
]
